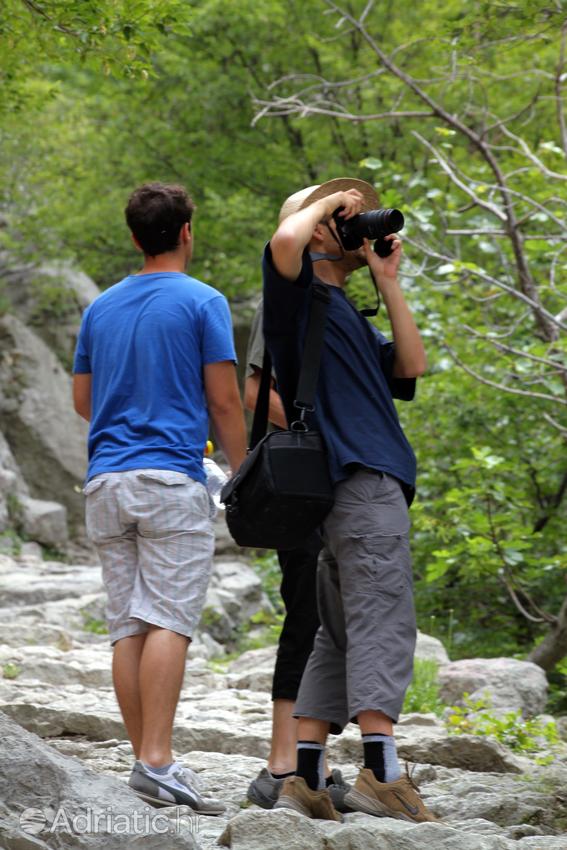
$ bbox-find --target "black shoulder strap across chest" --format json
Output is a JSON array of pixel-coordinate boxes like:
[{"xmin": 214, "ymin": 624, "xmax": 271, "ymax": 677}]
[{"xmin": 249, "ymin": 283, "xmax": 330, "ymax": 450}]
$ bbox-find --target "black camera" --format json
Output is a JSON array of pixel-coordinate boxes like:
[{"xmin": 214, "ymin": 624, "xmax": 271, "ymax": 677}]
[{"xmin": 332, "ymin": 207, "xmax": 404, "ymax": 257}]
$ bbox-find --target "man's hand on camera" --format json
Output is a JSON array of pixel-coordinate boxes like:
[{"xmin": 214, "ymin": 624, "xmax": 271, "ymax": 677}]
[
  {"xmin": 363, "ymin": 235, "xmax": 402, "ymax": 289},
  {"xmin": 323, "ymin": 189, "xmax": 364, "ymax": 220}
]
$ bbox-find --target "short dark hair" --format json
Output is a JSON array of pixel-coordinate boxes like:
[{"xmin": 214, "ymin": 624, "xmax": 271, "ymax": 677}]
[{"xmin": 125, "ymin": 182, "xmax": 195, "ymax": 256}]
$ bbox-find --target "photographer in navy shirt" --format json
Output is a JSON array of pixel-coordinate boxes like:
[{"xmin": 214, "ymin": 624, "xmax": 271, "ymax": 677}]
[{"xmin": 264, "ymin": 178, "xmax": 436, "ymax": 824}]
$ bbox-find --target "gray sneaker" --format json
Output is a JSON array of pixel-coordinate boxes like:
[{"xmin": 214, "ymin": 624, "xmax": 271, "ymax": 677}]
[
  {"xmin": 326, "ymin": 768, "xmax": 353, "ymax": 814},
  {"xmin": 128, "ymin": 760, "xmax": 225, "ymax": 815},
  {"xmin": 247, "ymin": 767, "xmax": 285, "ymax": 809},
  {"xmin": 247, "ymin": 767, "xmax": 352, "ymax": 813}
]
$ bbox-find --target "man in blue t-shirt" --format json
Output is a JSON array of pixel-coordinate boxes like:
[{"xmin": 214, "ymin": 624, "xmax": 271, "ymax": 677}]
[
  {"xmin": 264, "ymin": 178, "xmax": 436, "ymax": 823},
  {"xmin": 73, "ymin": 182, "xmax": 246, "ymax": 813}
]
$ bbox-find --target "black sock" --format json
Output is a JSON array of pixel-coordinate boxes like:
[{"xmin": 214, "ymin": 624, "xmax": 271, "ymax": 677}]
[
  {"xmin": 270, "ymin": 769, "xmax": 295, "ymax": 779},
  {"xmin": 296, "ymin": 741, "xmax": 324, "ymax": 791},
  {"xmin": 362, "ymin": 734, "xmax": 400, "ymax": 783},
  {"xmin": 363, "ymin": 737, "xmax": 386, "ymax": 782}
]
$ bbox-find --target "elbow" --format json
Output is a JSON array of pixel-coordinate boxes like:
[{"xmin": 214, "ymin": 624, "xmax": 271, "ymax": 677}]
[
  {"xmin": 74, "ymin": 402, "xmax": 90, "ymax": 422},
  {"xmin": 396, "ymin": 355, "xmax": 427, "ymax": 379},
  {"xmin": 208, "ymin": 392, "xmax": 243, "ymax": 420},
  {"xmin": 243, "ymin": 377, "xmax": 259, "ymax": 414},
  {"xmin": 412, "ymin": 360, "xmax": 427, "ymax": 378}
]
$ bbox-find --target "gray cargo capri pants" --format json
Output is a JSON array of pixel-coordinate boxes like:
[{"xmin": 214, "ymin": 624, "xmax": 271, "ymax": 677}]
[
  {"xmin": 84, "ymin": 469, "xmax": 214, "ymax": 645},
  {"xmin": 294, "ymin": 469, "xmax": 416, "ymax": 733}
]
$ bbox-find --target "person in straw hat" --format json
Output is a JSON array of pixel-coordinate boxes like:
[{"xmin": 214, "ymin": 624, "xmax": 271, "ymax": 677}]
[{"xmin": 261, "ymin": 178, "xmax": 436, "ymax": 822}]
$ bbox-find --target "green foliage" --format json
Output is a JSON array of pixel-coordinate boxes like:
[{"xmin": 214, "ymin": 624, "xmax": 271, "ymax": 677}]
[
  {"xmin": 2, "ymin": 662, "xmax": 22, "ymax": 680},
  {"xmin": 447, "ymin": 692, "xmax": 560, "ymax": 759},
  {"xmin": 41, "ymin": 546, "xmax": 68, "ymax": 562},
  {"xmin": 0, "ymin": 530, "xmax": 23, "ymax": 557},
  {"xmin": 81, "ymin": 615, "xmax": 108, "ymax": 635},
  {"xmin": 402, "ymin": 659, "xmax": 444, "ymax": 716},
  {"xmin": 29, "ymin": 277, "xmax": 77, "ymax": 324},
  {"xmin": 5, "ymin": 493, "xmax": 23, "ymax": 526},
  {"xmin": 250, "ymin": 551, "xmax": 283, "ymax": 614}
]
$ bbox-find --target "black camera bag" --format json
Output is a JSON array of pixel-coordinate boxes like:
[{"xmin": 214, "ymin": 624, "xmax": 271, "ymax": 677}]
[{"xmin": 221, "ymin": 284, "xmax": 334, "ymax": 550}]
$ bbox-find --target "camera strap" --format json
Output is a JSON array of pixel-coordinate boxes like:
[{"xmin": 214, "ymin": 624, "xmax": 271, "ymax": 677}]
[
  {"xmin": 321, "ymin": 221, "xmax": 380, "ymax": 317},
  {"xmin": 360, "ymin": 269, "xmax": 380, "ymax": 317},
  {"xmin": 309, "ymin": 251, "xmax": 342, "ymax": 262}
]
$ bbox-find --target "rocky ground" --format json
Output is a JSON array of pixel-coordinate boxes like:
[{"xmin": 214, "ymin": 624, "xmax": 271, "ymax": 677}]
[{"xmin": 0, "ymin": 528, "xmax": 566, "ymax": 850}]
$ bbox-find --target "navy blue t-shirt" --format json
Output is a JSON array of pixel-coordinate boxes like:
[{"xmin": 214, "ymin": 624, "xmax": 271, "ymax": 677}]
[
  {"xmin": 262, "ymin": 244, "xmax": 417, "ymax": 497},
  {"xmin": 73, "ymin": 272, "xmax": 236, "ymax": 485}
]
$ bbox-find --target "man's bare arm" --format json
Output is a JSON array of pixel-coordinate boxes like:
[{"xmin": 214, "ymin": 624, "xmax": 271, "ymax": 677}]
[
  {"xmin": 204, "ymin": 361, "xmax": 247, "ymax": 472},
  {"xmin": 73, "ymin": 373, "xmax": 92, "ymax": 422},
  {"xmin": 270, "ymin": 189, "xmax": 364, "ymax": 281},
  {"xmin": 244, "ymin": 371, "xmax": 288, "ymax": 429},
  {"xmin": 363, "ymin": 237, "xmax": 426, "ymax": 378}
]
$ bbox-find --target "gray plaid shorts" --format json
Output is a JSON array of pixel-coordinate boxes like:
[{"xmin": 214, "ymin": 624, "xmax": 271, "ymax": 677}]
[{"xmin": 84, "ymin": 469, "xmax": 214, "ymax": 645}]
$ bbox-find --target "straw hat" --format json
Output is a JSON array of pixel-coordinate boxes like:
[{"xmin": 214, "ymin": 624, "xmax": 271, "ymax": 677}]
[{"xmin": 278, "ymin": 177, "xmax": 380, "ymax": 223}]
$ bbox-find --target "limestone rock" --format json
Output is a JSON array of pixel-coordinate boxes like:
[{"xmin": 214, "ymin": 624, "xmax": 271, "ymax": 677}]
[
  {"xmin": 20, "ymin": 497, "xmax": 68, "ymax": 548},
  {"xmin": 328, "ymin": 723, "xmax": 526, "ymax": 773},
  {"xmin": 0, "ymin": 314, "xmax": 88, "ymax": 524},
  {"xmin": 200, "ymin": 559, "xmax": 272, "ymax": 645},
  {"xmin": 0, "ymin": 710, "xmax": 197, "ymax": 849},
  {"xmin": 0, "ymin": 558, "xmax": 102, "ymax": 608},
  {"xmin": 0, "ymin": 430, "xmax": 29, "ymax": 533},
  {"xmin": 218, "ymin": 807, "xmax": 567, "ymax": 850},
  {"xmin": 0, "ymin": 253, "xmax": 100, "ymax": 366},
  {"xmin": 226, "ymin": 646, "xmax": 276, "ymax": 692},
  {"xmin": 438, "ymin": 657, "xmax": 548, "ymax": 716},
  {"xmin": 415, "ymin": 631, "xmax": 450, "ymax": 665}
]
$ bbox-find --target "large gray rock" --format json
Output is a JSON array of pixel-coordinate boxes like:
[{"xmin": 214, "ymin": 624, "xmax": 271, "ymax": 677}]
[
  {"xmin": 20, "ymin": 496, "xmax": 68, "ymax": 548},
  {"xmin": 0, "ymin": 253, "xmax": 100, "ymax": 366},
  {"xmin": 415, "ymin": 631, "xmax": 450, "ymax": 665},
  {"xmin": 0, "ymin": 557, "xmax": 102, "ymax": 608},
  {"xmin": 200, "ymin": 559, "xmax": 273, "ymax": 645},
  {"xmin": 0, "ymin": 711, "xmax": 197, "ymax": 849},
  {"xmin": 438, "ymin": 658, "xmax": 548, "ymax": 716},
  {"xmin": 0, "ymin": 431, "xmax": 29, "ymax": 533},
  {"xmin": 226, "ymin": 646, "xmax": 276, "ymax": 692},
  {"xmin": 0, "ymin": 314, "xmax": 88, "ymax": 524},
  {"xmin": 218, "ymin": 807, "xmax": 567, "ymax": 850},
  {"xmin": 329, "ymin": 722, "xmax": 527, "ymax": 774}
]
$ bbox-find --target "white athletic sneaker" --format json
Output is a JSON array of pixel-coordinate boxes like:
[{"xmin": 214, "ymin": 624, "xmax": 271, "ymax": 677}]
[{"xmin": 128, "ymin": 760, "xmax": 225, "ymax": 815}]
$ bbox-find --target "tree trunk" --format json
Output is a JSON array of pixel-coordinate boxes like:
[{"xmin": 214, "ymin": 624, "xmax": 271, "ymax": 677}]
[{"xmin": 528, "ymin": 595, "xmax": 567, "ymax": 671}]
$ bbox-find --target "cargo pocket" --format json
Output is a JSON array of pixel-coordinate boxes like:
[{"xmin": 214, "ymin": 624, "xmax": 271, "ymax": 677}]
[
  {"xmin": 342, "ymin": 532, "xmax": 411, "ymax": 598},
  {"xmin": 83, "ymin": 477, "xmax": 107, "ymax": 496}
]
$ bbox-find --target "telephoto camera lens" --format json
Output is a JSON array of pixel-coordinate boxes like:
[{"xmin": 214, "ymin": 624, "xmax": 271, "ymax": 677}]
[{"xmin": 332, "ymin": 207, "xmax": 404, "ymax": 254}]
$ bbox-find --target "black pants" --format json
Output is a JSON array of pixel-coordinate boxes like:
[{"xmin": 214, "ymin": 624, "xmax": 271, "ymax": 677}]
[{"xmin": 272, "ymin": 533, "xmax": 322, "ymax": 701}]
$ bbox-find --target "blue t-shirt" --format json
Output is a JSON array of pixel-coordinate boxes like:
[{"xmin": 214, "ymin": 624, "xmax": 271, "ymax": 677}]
[
  {"xmin": 73, "ymin": 271, "xmax": 236, "ymax": 484},
  {"xmin": 262, "ymin": 244, "xmax": 417, "ymax": 497}
]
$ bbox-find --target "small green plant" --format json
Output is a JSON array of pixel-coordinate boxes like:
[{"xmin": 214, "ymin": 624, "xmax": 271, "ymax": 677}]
[
  {"xmin": 250, "ymin": 551, "xmax": 283, "ymax": 613},
  {"xmin": 447, "ymin": 692, "xmax": 560, "ymax": 757},
  {"xmin": 42, "ymin": 546, "xmax": 69, "ymax": 562},
  {"xmin": 3, "ymin": 662, "xmax": 22, "ymax": 679},
  {"xmin": 82, "ymin": 616, "xmax": 108, "ymax": 635},
  {"xmin": 0, "ymin": 530, "xmax": 22, "ymax": 556},
  {"xmin": 6, "ymin": 493, "xmax": 23, "ymax": 525},
  {"xmin": 402, "ymin": 659, "xmax": 444, "ymax": 715}
]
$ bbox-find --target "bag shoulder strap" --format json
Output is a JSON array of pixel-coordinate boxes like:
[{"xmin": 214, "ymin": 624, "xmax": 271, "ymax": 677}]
[
  {"xmin": 293, "ymin": 283, "xmax": 330, "ymax": 417},
  {"xmin": 249, "ymin": 284, "xmax": 330, "ymax": 449},
  {"xmin": 249, "ymin": 344, "xmax": 273, "ymax": 449}
]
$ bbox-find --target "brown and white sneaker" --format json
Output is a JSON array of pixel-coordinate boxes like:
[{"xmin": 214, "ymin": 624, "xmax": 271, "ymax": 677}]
[
  {"xmin": 273, "ymin": 776, "xmax": 343, "ymax": 822},
  {"xmin": 344, "ymin": 768, "xmax": 438, "ymax": 823}
]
